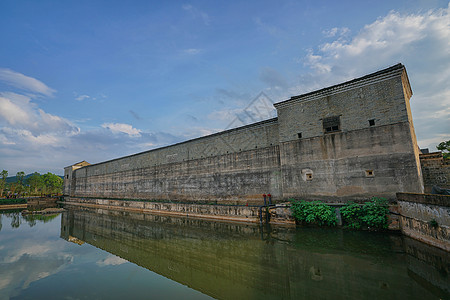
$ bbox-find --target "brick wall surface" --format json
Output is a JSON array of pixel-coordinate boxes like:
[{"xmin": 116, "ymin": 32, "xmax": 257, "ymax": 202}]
[{"xmin": 420, "ymin": 152, "xmax": 450, "ymax": 193}]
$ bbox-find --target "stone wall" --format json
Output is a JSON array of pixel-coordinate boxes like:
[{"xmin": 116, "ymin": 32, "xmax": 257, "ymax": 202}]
[
  {"xmin": 69, "ymin": 144, "xmax": 281, "ymax": 204},
  {"xmin": 420, "ymin": 152, "xmax": 450, "ymax": 193},
  {"xmin": 275, "ymin": 65, "xmax": 422, "ymax": 201},
  {"xmin": 64, "ymin": 197, "xmax": 263, "ymax": 223},
  {"xmin": 397, "ymin": 192, "xmax": 450, "ymax": 251},
  {"xmin": 274, "ymin": 66, "xmax": 411, "ymax": 142},
  {"xmin": 64, "ymin": 64, "xmax": 423, "ymax": 204},
  {"xmin": 279, "ymin": 122, "xmax": 423, "ymax": 202}
]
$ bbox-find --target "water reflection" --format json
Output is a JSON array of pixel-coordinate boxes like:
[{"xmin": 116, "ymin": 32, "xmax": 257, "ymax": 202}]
[
  {"xmin": 0, "ymin": 206, "xmax": 448, "ymax": 299},
  {"xmin": 0, "ymin": 211, "xmax": 59, "ymax": 230},
  {"xmin": 1, "ymin": 210, "xmax": 210, "ymax": 300},
  {"xmin": 60, "ymin": 206, "xmax": 449, "ymax": 299}
]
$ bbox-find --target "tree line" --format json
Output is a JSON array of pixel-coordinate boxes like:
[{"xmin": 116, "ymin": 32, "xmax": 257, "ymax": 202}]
[{"xmin": 0, "ymin": 170, "xmax": 63, "ymax": 198}]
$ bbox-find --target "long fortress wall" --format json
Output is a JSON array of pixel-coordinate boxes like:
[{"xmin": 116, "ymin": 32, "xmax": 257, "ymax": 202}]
[
  {"xmin": 64, "ymin": 64, "xmax": 424, "ymax": 204},
  {"xmin": 66, "ymin": 118, "xmax": 282, "ymax": 203}
]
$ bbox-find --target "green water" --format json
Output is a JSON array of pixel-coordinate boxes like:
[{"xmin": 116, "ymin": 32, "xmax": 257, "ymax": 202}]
[{"xmin": 0, "ymin": 206, "xmax": 448, "ymax": 300}]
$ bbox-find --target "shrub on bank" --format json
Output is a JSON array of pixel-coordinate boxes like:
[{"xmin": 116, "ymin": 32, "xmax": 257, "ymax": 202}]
[
  {"xmin": 290, "ymin": 200, "xmax": 337, "ymax": 226},
  {"xmin": 0, "ymin": 198, "xmax": 27, "ymax": 205},
  {"xmin": 340, "ymin": 197, "xmax": 389, "ymax": 230}
]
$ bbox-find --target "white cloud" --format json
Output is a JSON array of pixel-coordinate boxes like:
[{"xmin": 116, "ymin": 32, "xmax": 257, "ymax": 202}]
[
  {"xmin": 182, "ymin": 4, "xmax": 210, "ymax": 25},
  {"xmin": 300, "ymin": 4, "xmax": 450, "ymax": 150},
  {"xmin": 75, "ymin": 94, "xmax": 90, "ymax": 101},
  {"xmin": 102, "ymin": 123, "xmax": 142, "ymax": 137},
  {"xmin": 0, "ymin": 94, "xmax": 30, "ymax": 126},
  {"xmin": 0, "ymin": 92, "xmax": 79, "ymax": 136},
  {"xmin": 0, "ymin": 71, "xmax": 81, "ymax": 174},
  {"xmin": 322, "ymin": 27, "xmax": 349, "ymax": 38},
  {"xmin": 0, "ymin": 68, "xmax": 55, "ymax": 96},
  {"xmin": 183, "ymin": 48, "xmax": 202, "ymax": 55},
  {"xmin": 4, "ymin": 244, "xmax": 53, "ymax": 264},
  {"xmin": 96, "ymin": 255, "xmax": 127, "ymax": 267}
]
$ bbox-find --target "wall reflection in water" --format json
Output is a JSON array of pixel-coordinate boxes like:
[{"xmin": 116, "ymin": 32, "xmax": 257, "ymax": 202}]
[{"xmin": 60, "ymin": 206, "xmax": 449, "ymax": 300}]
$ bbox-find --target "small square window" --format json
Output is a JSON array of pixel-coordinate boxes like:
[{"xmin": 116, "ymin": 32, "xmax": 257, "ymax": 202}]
[
  {"xmin": 323, "ymin": 116, "xmax": 340, "ymax": 133},
  {"xmin": 365, "ymin": 170, "xmax": 374, "ymax": 177},
  {"xmin": 369, "ymin": 119, "xmax": 375, "ymax": 126},
  {"xmin": 306, "ymin": 173, "xmax": 313, "ymax": 180},
  {"xmin": 297, "ymin": 132, "xmax": 302, "ymax": 138}
]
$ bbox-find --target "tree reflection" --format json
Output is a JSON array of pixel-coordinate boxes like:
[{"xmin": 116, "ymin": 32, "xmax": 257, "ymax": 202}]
[
  {"xmin": 10, "ymin": 213, "xmax": 21, "ymax": 228},
  {"xmin": 0, "ymin": 211, "xmax": 61, "ymax": 229}
]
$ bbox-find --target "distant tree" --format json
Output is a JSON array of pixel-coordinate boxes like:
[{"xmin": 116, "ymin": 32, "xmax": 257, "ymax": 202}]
[
  {"xmin": 15, "ymin": 171, "xmax": 26, "ymax": 195},
  {"xmin": 437, "ymin": 140, "xmax": 450, "ymax": 159},
  {"xmin": 26, "ymin": 172, "xmax": 44, "ymax": 195},
  {"xmin": 16, "ymin": 171, "xmax": 25, "ymax": 185},
  {"xmin": 0, "ymin": 170, "xmax": 7, "ymax": 197},
  {"xmin": 42, "ymin": 172, "xmax": 63, "ymax": 194}
]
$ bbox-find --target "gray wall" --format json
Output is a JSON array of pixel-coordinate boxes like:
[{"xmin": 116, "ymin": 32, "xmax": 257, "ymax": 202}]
[
  {"xmin": 65, "ymin": 64, "xmax": 423, "ymax": 203},
  {"xmin": 68, "ymin": 119, "xmax": 281, "ymax": 204}
]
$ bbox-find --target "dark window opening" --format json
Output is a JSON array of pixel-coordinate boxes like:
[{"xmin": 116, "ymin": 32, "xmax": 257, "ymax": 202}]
[
  {"xmin": 297, "ymin": 132, "xmax": 302, "ymax": 138},
  {"xmin": 306, "ymin": 173, "xmax": 313, "ymax": 180},
  {"xmin": 365, "ymin": 170, "xmax": 374, "ymax": 177},
  {"xmin": 323, "ymin": 116, "xmax": 340, "ymax": 133},
  {"xmin": 66, "ymin": 175, "xmax": 69, "ymax": 179},
  {"xmin": 369, "ymin": 119, "xmax": 375, "ymax": 126}
]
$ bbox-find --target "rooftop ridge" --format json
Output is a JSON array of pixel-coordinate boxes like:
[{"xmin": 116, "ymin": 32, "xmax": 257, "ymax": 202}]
[{"xmin": 274, "ymin": 63, "xmax": 404, "ymax": 108}]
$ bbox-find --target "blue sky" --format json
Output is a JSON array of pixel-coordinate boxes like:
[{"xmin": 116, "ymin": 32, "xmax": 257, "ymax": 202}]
[{"xmin": 0, "ymin": 0, "xmax": 449, "ymax": 175}]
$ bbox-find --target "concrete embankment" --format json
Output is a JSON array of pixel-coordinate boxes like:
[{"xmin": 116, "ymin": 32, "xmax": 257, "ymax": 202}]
[
  {"xmin": 397, "ymin": 192, "xmax": 450, "ymax": 251},
  {"xmin": 64, "ymin": 197, "xmax": 266, "ymax": 224},
  {"xmin": 62, "ymin": 197, "xmax": 398, "ymax": 227},
  {"xmin": 0, "ymin": 203, "xmax": 27, "ymax": 210}
]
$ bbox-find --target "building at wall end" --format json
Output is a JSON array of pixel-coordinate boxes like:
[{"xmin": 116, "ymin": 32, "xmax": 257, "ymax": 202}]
[{"xmin": 64, "ymin": 63, "xmax": 424, "ymax": 204}]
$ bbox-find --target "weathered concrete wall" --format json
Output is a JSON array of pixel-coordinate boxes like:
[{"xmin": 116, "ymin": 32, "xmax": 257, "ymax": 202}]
[
  {"xmin": 64, "ymin": 64, "xmax": 423, "ymax": 204},
  {"xmin": 64, "ymin": 197, "xmax": 263, "ymax": 223},
  {"xmin": 275, "ymin": 66, "xmax": 422, "ymax": 201},
  {"xmin": 420, "ymin": 152, "xmax": 450, "ymax": 193},
  {"xmin": 397, "ymin": 193, "xmax": 450, "ymax": 251},
  {"xmin": 279, "ymin": 122, "xmax": 423, "ymax": 202},
  {"xmin": 70, "ymin": 144, "xmax": 281, "ymax": 204},
  {"xmin": 274, "ymin": 67, "xmax": 411, "ymax": 142}
]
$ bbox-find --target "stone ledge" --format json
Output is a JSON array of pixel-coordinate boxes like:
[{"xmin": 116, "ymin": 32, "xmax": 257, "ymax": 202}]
[
  {"xmin": 397, "ymin": 192, "xmax": 450, "ymax": 207},
  {"xmin": 400, "ymin": 216, "xmax": 449, "ymax": 252}
]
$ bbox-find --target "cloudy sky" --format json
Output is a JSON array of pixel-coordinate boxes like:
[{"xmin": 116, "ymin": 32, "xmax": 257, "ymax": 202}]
[{"xmin": 0, "ymin": 0, "xmax": 449, "ymax": 175}]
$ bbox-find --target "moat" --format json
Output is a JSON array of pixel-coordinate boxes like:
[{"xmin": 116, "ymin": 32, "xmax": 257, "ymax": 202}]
[{"xmin": 0, "ymin": 206, "xmax": 448, "ymax": 299}]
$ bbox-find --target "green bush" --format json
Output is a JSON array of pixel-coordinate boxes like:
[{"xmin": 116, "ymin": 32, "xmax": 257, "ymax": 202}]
[
  {"xmin": 290, "ymin": 200, "xmax": 337, "ymax": 226},
  {"xmin": 339, "ymin": 202, "xmax": 363, "ymax": 229},
  {"xmin": 0, "ymin": 198, "xmax": 27, "ymax": 205},
  {"xmin": 340, "ymin": 197, "xmax": 389, "ymax": 230}
]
